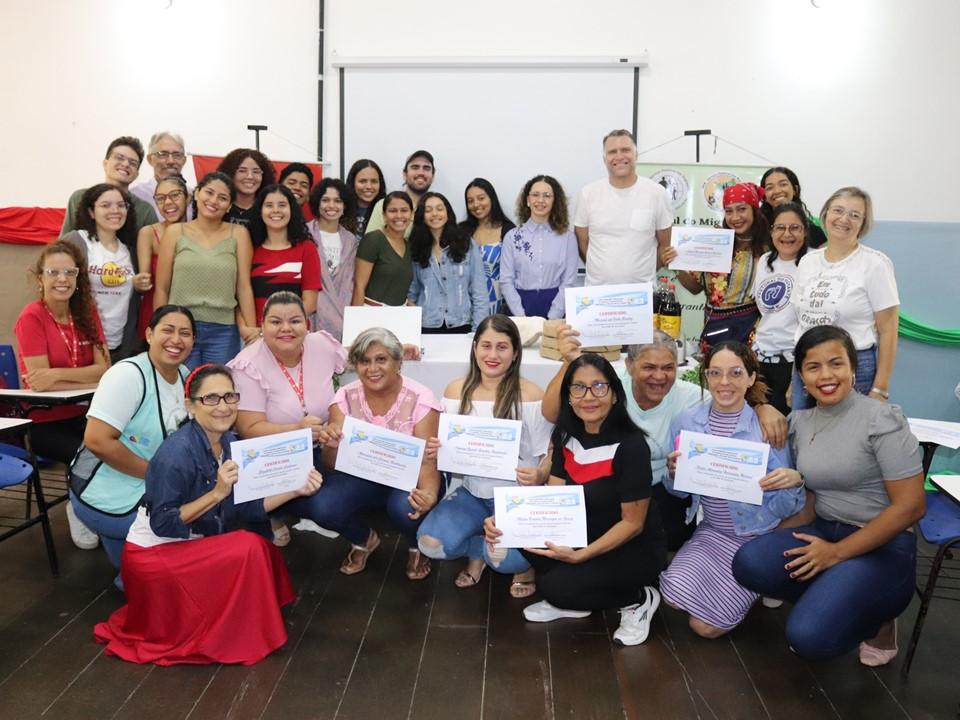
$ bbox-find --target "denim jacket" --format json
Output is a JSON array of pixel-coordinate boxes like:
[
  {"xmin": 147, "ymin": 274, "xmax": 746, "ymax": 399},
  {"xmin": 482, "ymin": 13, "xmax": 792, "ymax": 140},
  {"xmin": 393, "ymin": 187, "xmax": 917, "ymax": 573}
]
[
  {"xmin": 144, "ymin": 420, "xmax": 268, "ymax": 539},
  {"xmin": 407, "ymin": 241, "xmax": 488, "ymax": 330},
  {"xmin": 665, "ymin": 401, "xmax": 805, "ymax": 536}
]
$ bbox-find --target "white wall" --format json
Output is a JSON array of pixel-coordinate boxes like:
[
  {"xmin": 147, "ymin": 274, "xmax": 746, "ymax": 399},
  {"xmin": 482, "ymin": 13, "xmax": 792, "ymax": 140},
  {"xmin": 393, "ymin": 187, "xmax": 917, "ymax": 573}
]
[{"xmin": 1, "ymin": 0, "xmax": 957, "ymax": 222}]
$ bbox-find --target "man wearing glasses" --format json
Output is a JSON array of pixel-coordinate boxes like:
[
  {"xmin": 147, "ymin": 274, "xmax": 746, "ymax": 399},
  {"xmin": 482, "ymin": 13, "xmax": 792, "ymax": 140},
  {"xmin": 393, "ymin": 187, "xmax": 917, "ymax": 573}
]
[
  {"xmin": 130, "ymin": 131, "xmax": 191, "ymax": 217},
  {"xmin": 60, "ymin": 136, "xmax": 158, "ymax": 236}
]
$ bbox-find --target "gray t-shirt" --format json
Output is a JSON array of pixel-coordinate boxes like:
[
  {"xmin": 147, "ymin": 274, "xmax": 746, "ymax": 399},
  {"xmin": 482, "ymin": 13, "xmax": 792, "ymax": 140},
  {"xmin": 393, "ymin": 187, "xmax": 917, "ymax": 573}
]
[{"xmin": 790, "ymin": 392, "xmax": 921, "ymax": 526}]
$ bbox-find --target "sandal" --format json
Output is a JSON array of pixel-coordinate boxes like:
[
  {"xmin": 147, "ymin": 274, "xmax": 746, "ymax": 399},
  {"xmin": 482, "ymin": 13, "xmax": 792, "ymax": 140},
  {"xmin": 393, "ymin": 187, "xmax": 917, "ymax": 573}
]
[
  {"xmin": 406, "ymin": 549, "xmax": 432, "ymax": 581},
  {"xmin": 510, "ymin": 570, "xmax": 536, "ymax": 599},
  {"xmin": 340, "ymin": 530, "xmax": 380, "ymax": 575},
  {"xmin": 454, "ymin": 561, "xmax": 486, "ymax": 588}
]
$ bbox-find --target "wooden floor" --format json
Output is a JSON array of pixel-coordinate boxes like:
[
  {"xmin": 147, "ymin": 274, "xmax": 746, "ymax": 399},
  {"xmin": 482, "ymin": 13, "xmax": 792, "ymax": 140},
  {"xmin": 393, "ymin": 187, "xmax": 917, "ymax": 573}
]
[{"xmin": 0, "ymin": 496, "xmax": 958, "ymax": 720}]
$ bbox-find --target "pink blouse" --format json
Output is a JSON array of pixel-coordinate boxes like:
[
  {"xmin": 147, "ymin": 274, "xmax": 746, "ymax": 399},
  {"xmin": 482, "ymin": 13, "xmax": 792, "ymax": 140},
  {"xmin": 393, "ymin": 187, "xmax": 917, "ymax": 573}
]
[
  {"xmin": 228, "ymin": 331, "xmax": 347, "ymax": 425},
  {"xmin": 333, "ymin": 376, "xmax": 440, "ymax": 435}
]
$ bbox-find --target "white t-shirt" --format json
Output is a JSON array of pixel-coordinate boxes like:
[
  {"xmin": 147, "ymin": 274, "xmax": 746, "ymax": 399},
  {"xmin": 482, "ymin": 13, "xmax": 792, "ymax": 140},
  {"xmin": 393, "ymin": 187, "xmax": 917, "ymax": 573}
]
[
  {"xmin": 573, "ymin": 176, "xmax": 673, "ymax": 286},
  {"xmin": 753, "ymin": 252, "xmax": 800, "ymax": 358},
  {"xmin": 79, "ymin": 230, "xmax": 134, "ymax": 349},
  {"xmin": 793, "ymin": 245, "xmax": 899, "ymax": 350},
  {"xmin": 87, "ymin": 360, "xmax": 187, "ymax": 441},
  {"xmin": 441, "ymin": 396, "xmax": 553, "ymax": 499},
  {"xmin": 319, "ymin": 230, "xmax": 343, "ymax": 271}
]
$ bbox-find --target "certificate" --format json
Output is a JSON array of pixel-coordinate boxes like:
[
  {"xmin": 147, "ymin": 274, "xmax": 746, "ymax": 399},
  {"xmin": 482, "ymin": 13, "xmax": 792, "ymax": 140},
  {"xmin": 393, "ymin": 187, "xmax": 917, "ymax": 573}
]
[
  {"xmin": 436, "ymin": 413, "xmax": 522, "ymax": 481},
  {"xmin": 493, "ymin": 485, "xmax": 588, "ymax": 548},
  {"xmin": 908, "ymin": 418, "xmax": 960, "ymax": 450},
  {"xmin": 335, "ymin": 416, "xmax": 426, "ymax": 491},
  {"xmin": 564, "ymin": 282, "xmax": 653, "ymax": 347},
  {"xmin": 668, "ymin": 226, "xmax": 735, "ymax": 274},
  {"xmin": 342, "ymin": 305, "xmax": 422, "ymax": 348},
  {"xmin": 673, "ymin": 430, "xmax": 769, "ymax": 506},
  {"xmin": 230, "ymin": 428, "xmax": 313, "ymax": 503}
]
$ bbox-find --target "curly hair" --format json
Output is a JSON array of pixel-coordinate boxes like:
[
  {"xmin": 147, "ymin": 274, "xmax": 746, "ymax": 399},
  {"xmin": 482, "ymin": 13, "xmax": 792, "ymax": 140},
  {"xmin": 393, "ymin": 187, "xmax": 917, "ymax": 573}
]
[
  {"xmin": 30, "ymin": 242, "xmax": 103, "ymax": 352},
  {"xmin": 309, "ymin": 177, "xmax": 358, "ymax": 235},
  {"xmin": 217, "ymin": 148, "xmax": 276, "ymax": 190},
  {"xmin": 700, "ymin": 341, "xmax": 769, "ymax": 406},
  {"xmin": 73, "ymin": 183, "xmax": 137, "ymax": 250},
  {"xmin": 515, "ymin": 175, "xmax": 569, "ymax": 234}
]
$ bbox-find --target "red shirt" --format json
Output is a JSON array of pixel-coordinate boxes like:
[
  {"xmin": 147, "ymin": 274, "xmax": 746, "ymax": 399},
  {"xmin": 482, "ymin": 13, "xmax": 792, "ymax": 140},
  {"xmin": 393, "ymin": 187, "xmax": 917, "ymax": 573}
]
[
  {"xmin": 250, "ymin": 243, "xmax": 322, "ymax": 322},
  {"xmin": 14, "ymin": 300, "xmax": 105, "ymax": 422}
]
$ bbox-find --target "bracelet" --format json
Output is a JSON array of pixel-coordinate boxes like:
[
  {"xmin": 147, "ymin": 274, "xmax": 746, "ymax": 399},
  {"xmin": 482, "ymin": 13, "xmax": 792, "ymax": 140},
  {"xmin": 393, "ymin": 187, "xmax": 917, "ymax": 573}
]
[{"xmin": 870, "ymin": 387, "xmax": 889, "ymax": 399}]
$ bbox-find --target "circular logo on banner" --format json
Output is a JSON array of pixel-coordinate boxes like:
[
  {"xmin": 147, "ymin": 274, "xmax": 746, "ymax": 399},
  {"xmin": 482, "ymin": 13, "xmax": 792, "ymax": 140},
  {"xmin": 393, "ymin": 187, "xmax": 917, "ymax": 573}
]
[
  {"xmin": 100, "ymin": 261, "xmax": 129, "ymax": 287},
  {"xmin": 702, "ymin": 172, "xmax": 741, "ymax": 213},
  {"xmin": 757, "ymin": 274, "xmax": 794, "ymax": 312},
  {"xmin": 650, "ymin": 169, "xmax": 689, "ymax": 210}
]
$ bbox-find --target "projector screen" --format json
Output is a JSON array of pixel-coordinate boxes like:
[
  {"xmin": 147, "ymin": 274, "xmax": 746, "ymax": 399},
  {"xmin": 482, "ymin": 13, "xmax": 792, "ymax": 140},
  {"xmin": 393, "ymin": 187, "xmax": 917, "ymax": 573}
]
[{"xmin": 340, "ymin": 64, "xmax": 638, "ymax": 222}]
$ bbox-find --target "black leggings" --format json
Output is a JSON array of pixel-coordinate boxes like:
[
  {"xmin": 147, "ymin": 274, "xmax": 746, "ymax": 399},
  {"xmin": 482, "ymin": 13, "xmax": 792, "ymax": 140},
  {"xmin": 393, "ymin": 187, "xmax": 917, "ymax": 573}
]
[{"xmin": 758, "ymin": 359, "xmax": 793, "ymax": 416}]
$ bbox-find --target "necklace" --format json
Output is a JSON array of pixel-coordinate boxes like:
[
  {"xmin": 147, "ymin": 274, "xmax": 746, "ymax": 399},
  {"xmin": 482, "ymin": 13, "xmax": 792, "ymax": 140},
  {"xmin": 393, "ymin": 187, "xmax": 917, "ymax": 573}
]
[
  {"xmin": 808, "ymin": 406, "xmax": 839, "ymax": 445},
  {"xmin": 275, "ymin": 350, "xmax": 306, "ymax": 415},
  {"xmin": 42, "ymin": 302, "xmax": 80, "ymax": 367}
]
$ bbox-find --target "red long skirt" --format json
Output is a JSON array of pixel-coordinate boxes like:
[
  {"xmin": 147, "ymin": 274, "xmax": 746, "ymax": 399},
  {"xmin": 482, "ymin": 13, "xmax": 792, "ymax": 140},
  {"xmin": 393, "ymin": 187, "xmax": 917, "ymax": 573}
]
[{"xmin": 94, "ymin": 530, "xmax": 295, "ymax": 665}]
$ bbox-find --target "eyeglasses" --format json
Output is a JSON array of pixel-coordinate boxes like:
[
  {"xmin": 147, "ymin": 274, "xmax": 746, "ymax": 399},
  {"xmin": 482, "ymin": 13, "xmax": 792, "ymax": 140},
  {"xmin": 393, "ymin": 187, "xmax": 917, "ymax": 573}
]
[
  {"xmin": 155, "ymin": 190, "xmax": 186, "ymax": 205},
  {"xmin": 236, "ymin": 167, "xmax": 263, "ymax": 177},
  {"xmin": 568, "ymin": 381, "xmax": 611, "ymax": 399},
  {"xmin": 194, "ymin": 392, "xmax": 241, "ymax": 406},
  {"xmin": 704, "ymin": 367, "xmax": 749, "ymax": 380},
  {"xmin": 827, "ymin": 206, "xmax": 864, "ymax": 222},
  {"xmin": 95, "ymin": 201, "xmax": 130, "ymax": 211},
  {"xmin": 110, "ymin": 153, "xmax": 140, "ymax": 169},
  {"xmin": 153, "ymin": 151, "xmax": 185, "ymax": 161},
  {"xmin": 771, "ymin": 223, "xmax": 804, "ymax": 235},
  {"xmin": 42, "ymin": 268, "xmax": 80, "ymax": 279},
  {"xmin": 528, "ymin": 192, "xmax": 554, "ymax": 200}
]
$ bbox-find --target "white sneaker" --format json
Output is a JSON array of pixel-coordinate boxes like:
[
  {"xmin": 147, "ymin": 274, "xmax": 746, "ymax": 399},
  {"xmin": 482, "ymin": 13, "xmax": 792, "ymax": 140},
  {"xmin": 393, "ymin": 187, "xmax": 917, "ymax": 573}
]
[
  {"xmin": 523, "ymin": 600, "xmax": 592, "ymax": 623},
  {"xmin": 761, "ymin": 596, "xmax": 784, "ymax": 608},
  {"xmin": 292, "ymin": 518, "xmax": 339, "ymax": 539},
  {"xmin": 614, "ymin": 586, "xmax": 661, "ymax": 646},
  {"xmin": 66, "ymin": 503, "xmax": 99, "ymax": 550}
]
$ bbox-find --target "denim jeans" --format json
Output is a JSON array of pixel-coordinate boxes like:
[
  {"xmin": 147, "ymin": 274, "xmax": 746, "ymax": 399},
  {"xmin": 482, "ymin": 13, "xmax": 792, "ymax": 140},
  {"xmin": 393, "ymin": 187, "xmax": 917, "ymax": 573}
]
[
  {"xmin": 285, "ymin": 469, "xmax": 436, "ymax": 546},
  {"xmin": 69, "ymin": 489, "xmax": 138, "ymax": 570},
  {"xmin": 417, "ymin": 488, "xmax": 492, "ymax": 560},
  {"xmin": 732, "ymin": 517, "xmax": 916, "ymax": 659},
  {"xmin": 187, "ymin": 321, "xmax": 241, "ymax": 369},
  {"xmin": 791, "ymin": 345, "xmax": 877, "ymax": 410}
]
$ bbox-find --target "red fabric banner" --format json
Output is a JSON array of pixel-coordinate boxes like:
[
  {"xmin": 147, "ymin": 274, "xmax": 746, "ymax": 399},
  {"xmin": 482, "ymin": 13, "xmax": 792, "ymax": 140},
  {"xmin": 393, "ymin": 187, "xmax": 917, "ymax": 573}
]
[{"xmin": 0, "ymin": 207, "xmax": 66, "ymax": 245}]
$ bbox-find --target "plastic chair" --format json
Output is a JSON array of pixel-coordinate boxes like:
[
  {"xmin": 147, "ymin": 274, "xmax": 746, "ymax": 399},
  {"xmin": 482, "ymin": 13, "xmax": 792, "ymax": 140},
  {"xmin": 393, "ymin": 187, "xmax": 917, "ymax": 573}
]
[
  {"xmin": 0, "ymin": 345, "xmax": 19, "ymax": 389},
  {"xmin": 0, "ymin": 452, "xmax": 59, "ymax": 576},
  {"xmin": 901, "ymin": 491, "xmax": 960, "ymax": 677}
]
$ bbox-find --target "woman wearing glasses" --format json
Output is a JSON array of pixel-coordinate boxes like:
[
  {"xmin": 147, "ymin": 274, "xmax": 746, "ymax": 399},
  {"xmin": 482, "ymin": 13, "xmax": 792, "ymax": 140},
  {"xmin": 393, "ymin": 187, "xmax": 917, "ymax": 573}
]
[
  {"xmin": 499, "ymin": 175, "xmax": 578, "ymax": 319},
  {"xmin": 483, "ymin": 354, "xmax": 667, "ymax": 646},
  {"xmin": 759, "ymin": 167, "xmax": 827, "ymax": 249},
  {"xmin": 218, "ymin": 148, "xmax": 277, "ymax": 229},
  {"xmin": 752, "ymin": 203, "xmax": 809, "ymax": 414},
  {"xmin": 792, "ymin": 187, "xmax": 899, "ymax": 408},
  {"xmin": 659, "ymin": 342, "xmax": 804, "ymax": 639},
  {"xmin": 94, "ymin": 364, "xmax": 322, "ymax": 665}
]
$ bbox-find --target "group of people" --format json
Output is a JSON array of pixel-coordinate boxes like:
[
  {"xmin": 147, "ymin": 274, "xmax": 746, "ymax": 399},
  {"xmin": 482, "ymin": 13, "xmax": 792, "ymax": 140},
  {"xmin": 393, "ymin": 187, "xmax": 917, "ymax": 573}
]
[{"xmin": 8, "ymin": 127, "xmax": 923, "ymax": 671}]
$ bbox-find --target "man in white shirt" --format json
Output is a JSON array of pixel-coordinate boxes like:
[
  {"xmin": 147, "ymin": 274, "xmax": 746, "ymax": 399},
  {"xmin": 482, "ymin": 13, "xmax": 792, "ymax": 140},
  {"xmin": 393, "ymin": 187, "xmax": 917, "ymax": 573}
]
[
  {"xmin": 130, "ymin": 131, "xmax": 189, "ymax": 216},
  {"xmin": 574, "ymin": 130, "xmax": 674, "ymax": 286}
]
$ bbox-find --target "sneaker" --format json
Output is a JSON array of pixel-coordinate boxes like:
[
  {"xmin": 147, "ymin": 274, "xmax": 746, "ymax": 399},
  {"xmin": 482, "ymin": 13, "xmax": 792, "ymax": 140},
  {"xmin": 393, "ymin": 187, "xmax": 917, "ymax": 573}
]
[
  {"xmin": 761, "ymin": 596, "xmax": 784, "ymax": 608},
  {"xmin": 613, "ymin": 586, "xmax": 661, "ymax": 646},
  {"xmin": 522, "ymin": 600, "xmax": 592, "ymax": 623},
  {"xmin": 66, "ymin": 502, "xmax": 99, "ymax": 550},
  {"xmin": 292, "ymin": 518, "xmax": 339, "ymax": 538}
]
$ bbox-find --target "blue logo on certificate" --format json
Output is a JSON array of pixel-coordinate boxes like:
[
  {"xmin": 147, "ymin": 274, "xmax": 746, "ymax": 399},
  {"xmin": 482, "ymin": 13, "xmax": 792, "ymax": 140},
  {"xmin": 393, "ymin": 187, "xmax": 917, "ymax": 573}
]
[
  {"xmin": 241, "ymin": 435, "xmax": 311, "ymax": 468},
  {"xmin": 686, "ymin": 441, "xmax": 764, "ymax": 466},
  {"xmin": 573, "ymin": 290, "xmax": 648, "ymax": 314},
  {"xmin": 446, "ymin": 424, "xmax": 518, "ymax": 442},
  {"xmin": 505, "ymin": 491, "xmax": 582, "ymax": 512},
  {"xmin": 349, "ymin": 429, "xmax": 421, "ymax": 458},
  {"xmin": 677, "ymin": 231, "xmax": 731, "ymax": 247}
]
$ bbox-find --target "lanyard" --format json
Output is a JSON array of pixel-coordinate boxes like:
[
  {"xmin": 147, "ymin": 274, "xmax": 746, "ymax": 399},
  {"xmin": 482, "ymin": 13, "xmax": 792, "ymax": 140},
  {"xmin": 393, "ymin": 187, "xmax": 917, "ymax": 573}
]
[
  {"xmin": 43, "ymin": 303, "xmax": 80, "ymax": 368},
  {"xmin": 275, "ymin": 354, "xmax": 306, "ymax": 415}
]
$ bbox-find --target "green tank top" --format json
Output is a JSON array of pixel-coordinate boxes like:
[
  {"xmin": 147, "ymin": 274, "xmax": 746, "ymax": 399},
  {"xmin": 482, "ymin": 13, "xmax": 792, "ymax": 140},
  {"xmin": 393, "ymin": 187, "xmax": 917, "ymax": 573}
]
[{"xmin": 169, "ymin": 228, "xmax": 239, "ymax": 324}]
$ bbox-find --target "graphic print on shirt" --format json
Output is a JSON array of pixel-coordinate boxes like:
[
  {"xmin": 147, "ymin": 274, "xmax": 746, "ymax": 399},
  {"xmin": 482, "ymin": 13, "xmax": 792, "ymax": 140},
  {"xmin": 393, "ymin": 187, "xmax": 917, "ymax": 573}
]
[
  {"xmin": 798, "ymin": 273, "xmax": 848, "ymax": 328},
  {"xmin": 756, "ymin": 273, "xmax": 794, "ymax": 314}
]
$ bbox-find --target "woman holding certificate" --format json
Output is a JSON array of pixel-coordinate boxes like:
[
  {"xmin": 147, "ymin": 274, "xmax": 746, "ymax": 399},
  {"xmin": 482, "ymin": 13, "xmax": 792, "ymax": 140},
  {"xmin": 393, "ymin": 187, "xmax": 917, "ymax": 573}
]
[
  {"xmin": 660, "ymin": 341, "xmax": 805, "ymax": 639},
  {"xmin": 290, "ymin": 327, "xmax": 442, "ymax": 580},
  {"xmin": 733, "ymin": 326, "xmax": 924, "ymax": 666},
  {"xmin": 94, "ymin": 364, "xmax": 322, "ymax": 665},
  {"xmin": 417, "ymin": 315, "xmax": 552, "ymax": 596},
  {"xmin": 483, "ymin": 354, "xmax": 668, "ymax": 647}
]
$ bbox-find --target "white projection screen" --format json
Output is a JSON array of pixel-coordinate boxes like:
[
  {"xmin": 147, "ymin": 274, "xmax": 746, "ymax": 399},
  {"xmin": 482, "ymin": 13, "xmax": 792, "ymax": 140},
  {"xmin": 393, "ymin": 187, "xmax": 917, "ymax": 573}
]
[{"xmin": 338, "ymin": 61, "xmax": 641, "ymax": 222}]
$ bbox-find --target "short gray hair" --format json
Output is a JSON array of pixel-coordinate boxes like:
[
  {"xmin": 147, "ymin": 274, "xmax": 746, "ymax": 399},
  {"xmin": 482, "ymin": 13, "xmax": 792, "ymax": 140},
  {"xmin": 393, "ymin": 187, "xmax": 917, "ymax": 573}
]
[
  {"xmin": 626, "ymin": 330, "xmax": 677, "ymax": 362},
  {"xmin": 348, "ymin": 327, "xmax": 404, "ymax": 366},
  {"xmin": 602, "ymin": 129, "xmax": 636, "ymax": 149},
  {"xmin": 148, "ymin": 131, "xmax": 186, "ymax": 154}
]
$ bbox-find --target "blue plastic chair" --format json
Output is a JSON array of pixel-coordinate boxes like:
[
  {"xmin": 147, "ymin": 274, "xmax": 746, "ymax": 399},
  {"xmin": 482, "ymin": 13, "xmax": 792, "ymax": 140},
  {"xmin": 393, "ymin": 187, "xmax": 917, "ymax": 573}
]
[
  {"xmin": 0, "ymin": 452, "xmax": 59, "ymax": 575},
  {"xmin": 901, "ymin": 491, "xmax": 960, "ymax": 677},
  {"xmin": 0, "ymin": 344, "xmax": 19, "ymax": 389}
]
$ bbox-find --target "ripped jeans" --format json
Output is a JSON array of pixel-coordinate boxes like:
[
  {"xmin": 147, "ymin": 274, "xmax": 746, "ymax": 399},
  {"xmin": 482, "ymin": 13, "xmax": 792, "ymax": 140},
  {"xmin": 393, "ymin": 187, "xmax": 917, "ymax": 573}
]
[{"xmin": 417, "ymin": 487, "xmax": 493, "ymax": 561}]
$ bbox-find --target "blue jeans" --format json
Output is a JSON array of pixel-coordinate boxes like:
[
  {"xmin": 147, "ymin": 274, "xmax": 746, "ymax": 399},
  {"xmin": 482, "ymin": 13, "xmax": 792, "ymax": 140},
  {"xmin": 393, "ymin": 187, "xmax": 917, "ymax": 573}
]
[
  {"xmin": 791, "ymin": 345, "xmax": 877, "ymax": 410},
  {"xmin": 285, "ymin": 469, "xmax": 434, "ymax": 546},
  {"xmin": 69, "ymin": 489, "xmax": 137, "ymax": 570},
  {"xmin": 417, "ymin": 488, "xmax": 492, "ymax": 560},
  {"xmin": 732, "ymin": 518, "xmax": 916, "ymax": 659},
  {"xmin": 187, "ymin": 321, "xmax": 241, "ymax": 369}
]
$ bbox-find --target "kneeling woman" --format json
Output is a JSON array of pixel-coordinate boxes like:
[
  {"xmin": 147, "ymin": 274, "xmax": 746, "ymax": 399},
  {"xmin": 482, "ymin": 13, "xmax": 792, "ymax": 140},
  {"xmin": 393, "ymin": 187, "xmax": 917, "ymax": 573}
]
[
  {"xmin": 94, "ymin": 365, "xmax": 322, "ymax": 665},
  {"xmin": 733, "ymin": 326, "xmax": 924, "ymax": 665},
  {"xmin": 484, "ymin": 354, "xmax": 667, "ymax": 646},
  {"xmin": 660, "ymin": 341, "xmax": 805, "ymax": 638}
]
